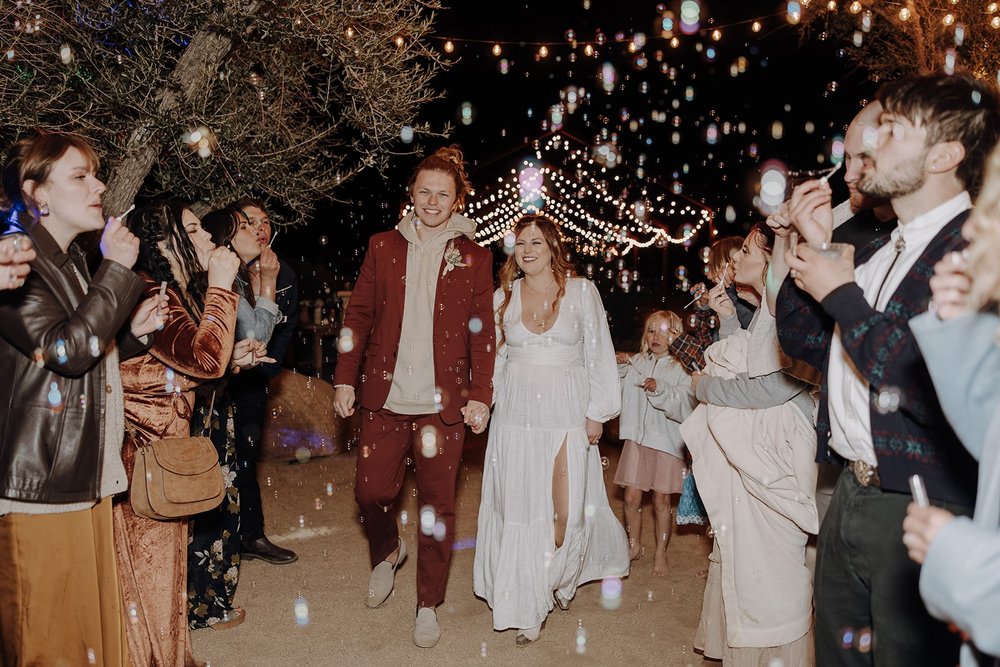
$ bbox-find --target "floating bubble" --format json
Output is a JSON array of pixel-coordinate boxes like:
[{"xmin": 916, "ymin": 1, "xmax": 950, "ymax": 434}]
[
  {"xmin": 600, "ymin": 62, "xmax": 616, "ymax": 93},
  {"xmin": 432, "ymin": 519, "xmax": 446, "ymax": 542},
  {"xmin": 295, "ymin": 447, "xmax": 311, "ymax": 463},
  {"xmin": 59, "ymin": 44, "xmax": 73, "ymax": 64},
  {"xmin": 401, "ymin": 510, "xmax": 408, "ymax": 526},
  {"xmin": 181, "ymin": 125, "xmax": 217, "ymax": 158},
  {"xmin": 759, "ymin": 163, "xmax": 788, "ymax": 211},
  {"xmin": 468, "ymin": 317, "xmax": 483, "ymax": 334},
  {"xmin": 55, "ymin": 339, "xmax": 68, "ymax": 365},
  {"xmin": 47, "ymin": 382, "xmax": 62, "ymax": 408},
  {"xmin": 706, "ymin": 123, "xmax": 719, "ymax": 145},
  {"xmin": 680, "ymin": 0, "xmax": 700, "ymax": 34},
  {"xmin": 459, "ymin": 102, "xmax": 475, "ymax": 126},
  {"xmin": 293, "ymin": 595, "xmax": 310, "ymax": 626},
  {"xmin": 600, "ymin": 576, "xmax": 623, "ymax": 610},
  {"xmin": 318, "ymin": 235, "xmax": 329, "ymax": 246},
  {"xmin": 420, "ymin": 426, "xmax": 438, "ymax": 458},
  {"xmin": 399, "ymin": 125, "xmax": 414, "ymax": 143},
  {"xmin": 338, "ymin": 327, "xmax": 354, "ymax": 353},
  {"xmin": 576, "ymin": 621, "xmax": 587, "ymax": 654},
  {"xmin": 89, "ymin": 336, "xmax": 101, "ymax": 357},
  {"xmin": 420, "ymin": 505, "xmax": 436, "ymax": 535},
  {"xmin": 873, "ymin": 386, "xmax": 903, "ymax": 414},
  {"xmin": 856, "ymin": 627, "xmax": 873, "ymax": 653}
]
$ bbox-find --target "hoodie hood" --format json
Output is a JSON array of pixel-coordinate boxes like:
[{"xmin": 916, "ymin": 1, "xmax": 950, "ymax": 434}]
[{"xmin": 396, "ymin": 210, "xmax": 478, "ymax": 247}]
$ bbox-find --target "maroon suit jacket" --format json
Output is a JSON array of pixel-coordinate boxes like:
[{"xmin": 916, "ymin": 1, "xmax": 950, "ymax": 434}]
[{"xmin": 332, "ymin": 229, "xmax": 495, "ymax": 425}]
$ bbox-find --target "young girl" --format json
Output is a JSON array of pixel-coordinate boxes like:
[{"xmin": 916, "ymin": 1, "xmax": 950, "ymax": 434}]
[{"xmin": 614, "ymin": 310, "xmax": 696, "ymax": 575}]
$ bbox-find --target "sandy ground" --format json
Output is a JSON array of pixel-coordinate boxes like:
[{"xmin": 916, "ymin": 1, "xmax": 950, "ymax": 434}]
[{"xmin": 192, "ymin": 433, "xmax": 715, "ymax": 666}]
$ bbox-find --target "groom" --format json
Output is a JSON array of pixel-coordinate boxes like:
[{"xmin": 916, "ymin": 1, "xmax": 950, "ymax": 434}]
[{"xmin": 332, "ymin": 150, "xmax": 495, "ymax": 648}]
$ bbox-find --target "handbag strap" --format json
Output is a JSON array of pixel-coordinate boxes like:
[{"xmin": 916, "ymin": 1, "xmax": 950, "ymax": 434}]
[{"xmin": 123, "ymin": 388, "xmax": 218, "ymax": 442}]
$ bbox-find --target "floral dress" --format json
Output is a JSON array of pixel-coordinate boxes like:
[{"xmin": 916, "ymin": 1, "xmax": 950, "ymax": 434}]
[{"xmin": 187, "ymin": 395, "xmax": 242, "ymax": 628}]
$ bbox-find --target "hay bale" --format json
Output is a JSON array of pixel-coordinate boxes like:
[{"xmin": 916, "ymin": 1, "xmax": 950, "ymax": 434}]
[{"xmin": 260, "ymin": 370, "xmax": 351, "ymax": 462}]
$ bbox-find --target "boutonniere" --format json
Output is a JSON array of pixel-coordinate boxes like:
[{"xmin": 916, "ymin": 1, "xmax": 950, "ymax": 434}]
[{"xmin": 442, "ymin": 241, "xmax": 468, "ymax": 277}]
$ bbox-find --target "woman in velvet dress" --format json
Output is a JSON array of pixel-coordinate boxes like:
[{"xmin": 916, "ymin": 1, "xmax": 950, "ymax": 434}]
[
  {"xmin": 187, "ymin": 205, "xmax": 280, "ymax": 630},
  {"xmin": 112, "ymin": 199, "xmax": 251, "ymax": 666}
]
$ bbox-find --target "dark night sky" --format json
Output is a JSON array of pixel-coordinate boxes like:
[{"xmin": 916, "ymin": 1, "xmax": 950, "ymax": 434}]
[{"xmin": 286, "ymin": 0, "xmax": 877, "ymax": 348}]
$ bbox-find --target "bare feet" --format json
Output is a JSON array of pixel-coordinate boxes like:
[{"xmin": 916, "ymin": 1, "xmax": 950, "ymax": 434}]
[
  {"xmin": 628, "ymin": 541, "xmax": 642, "ymax": 561},
  {"xmin": 652, "ymin": 549, "xmax": 669, "ymax": 576}
]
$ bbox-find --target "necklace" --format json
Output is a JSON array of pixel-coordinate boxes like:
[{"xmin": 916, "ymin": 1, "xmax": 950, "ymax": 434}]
[
  {"xmin": 522, "ymin": 277, "xmax": 559, "ymax": 331},
  {"xmin": 522, "ymin": 276, "xmax": 558, "ymax": 295}
]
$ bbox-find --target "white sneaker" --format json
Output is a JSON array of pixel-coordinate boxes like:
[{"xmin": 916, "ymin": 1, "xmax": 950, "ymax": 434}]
[{"xmin": 413, "ymin": 607, "xmax": 441, "ymax": 648}]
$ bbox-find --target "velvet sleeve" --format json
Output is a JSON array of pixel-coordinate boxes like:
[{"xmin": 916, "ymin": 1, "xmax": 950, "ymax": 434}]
[{"xmin": 150, "ymin": 285, "xmax": 239, "ymax": 380}]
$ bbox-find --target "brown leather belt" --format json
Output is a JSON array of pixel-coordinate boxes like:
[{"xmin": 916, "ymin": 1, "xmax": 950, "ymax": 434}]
[{"xmin": 850, "ymin": 459, "xmax": 881, "ymax": 487}]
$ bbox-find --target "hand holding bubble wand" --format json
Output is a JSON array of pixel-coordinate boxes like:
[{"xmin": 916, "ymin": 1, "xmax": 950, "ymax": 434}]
[
  {"xmin": 684, "ymin": 258, "xmax": 731, "ymax": 309},
  {"xmin": 116, "ymin": 204, "xmax": 135, "ymax": 222}
]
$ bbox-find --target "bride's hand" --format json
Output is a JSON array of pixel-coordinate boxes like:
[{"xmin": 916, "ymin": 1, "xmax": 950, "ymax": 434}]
[{"xmin": 586, "ymin": 418, "xmax": 603, "ymax": 445}]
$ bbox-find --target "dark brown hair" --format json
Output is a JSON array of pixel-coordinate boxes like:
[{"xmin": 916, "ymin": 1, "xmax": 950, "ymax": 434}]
[{"xmin": 878, "ymin": 72, "xmax": 1000, "ymax": 196}]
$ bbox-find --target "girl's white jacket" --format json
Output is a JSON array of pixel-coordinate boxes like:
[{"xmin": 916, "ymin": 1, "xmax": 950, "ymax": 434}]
[{"xmin": 618, "ymin": 352, "xmax": 696, "ymax": 458}]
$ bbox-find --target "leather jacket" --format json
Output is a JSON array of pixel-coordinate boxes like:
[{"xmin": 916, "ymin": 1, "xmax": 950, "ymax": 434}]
[{"xmin": 0, "ymin": 224, "xmax": 146, "ymax": 503}]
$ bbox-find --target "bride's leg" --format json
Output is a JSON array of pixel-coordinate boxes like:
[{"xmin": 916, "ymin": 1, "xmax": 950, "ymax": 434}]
[{"xmin": 552, "ymin": 437, "xmax": 569, "ymax": 549}]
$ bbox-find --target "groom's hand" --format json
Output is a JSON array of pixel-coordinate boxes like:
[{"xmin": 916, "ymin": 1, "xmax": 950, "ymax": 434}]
[
  {"xmin": 333, "ymin": 386, "xmax": 356, "ymax": 418},
  {"xmin": 461, "ymin": 400, "xmax": 490, "ymax": 434}
]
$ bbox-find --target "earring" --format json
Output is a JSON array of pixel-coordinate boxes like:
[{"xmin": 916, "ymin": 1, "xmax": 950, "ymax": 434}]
[{"xmin": 39, "ymin": 203, "xmax": 50, "ymax": 217}]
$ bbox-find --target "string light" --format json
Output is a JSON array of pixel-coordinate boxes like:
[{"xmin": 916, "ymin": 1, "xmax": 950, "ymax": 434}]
[
  {"xmin": 444, "ymin": 40, "xmax": 455, "ymax": 53},
  {"xmin": 434, "ymin": 134, "xmax": 715, "ymax": 257},
  {"xmin": 492, "ymin": 43, "xmax": 502, "ymax": 56}
]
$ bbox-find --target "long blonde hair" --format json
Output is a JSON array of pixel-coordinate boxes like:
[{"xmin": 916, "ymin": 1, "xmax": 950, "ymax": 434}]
[
  {"xmin": 497, "ymin": 215, "xmax": 576, "ymax": 345},
  {"xmin": 966, "ymin": 142, "xmax": 1000, "ymax": 312},
  {"xmin": 638, "ymin": 310, "xmax": 682, "ymax": 356}
]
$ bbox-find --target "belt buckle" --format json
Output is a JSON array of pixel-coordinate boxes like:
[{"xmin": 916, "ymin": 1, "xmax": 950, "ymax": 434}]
[{"xmin": 851, "ymin": 459, "xmax": 881, "ymax": 487}]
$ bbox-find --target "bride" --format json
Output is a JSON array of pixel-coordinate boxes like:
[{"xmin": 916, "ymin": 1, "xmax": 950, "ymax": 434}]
[{"xmin": 473, "ymin": 214, "xmax": 629, "ymax": 646}]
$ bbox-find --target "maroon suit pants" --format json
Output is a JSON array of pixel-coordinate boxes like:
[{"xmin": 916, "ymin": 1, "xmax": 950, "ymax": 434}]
[{"xmin": 355, "ymin": 407, "xmax": 466, "ymax": 608}]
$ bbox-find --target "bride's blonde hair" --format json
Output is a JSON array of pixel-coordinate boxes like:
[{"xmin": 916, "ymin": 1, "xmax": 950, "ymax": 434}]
[{"xmin": 966, "ymin": 142, "xmax": 1000, "ymax": 312}]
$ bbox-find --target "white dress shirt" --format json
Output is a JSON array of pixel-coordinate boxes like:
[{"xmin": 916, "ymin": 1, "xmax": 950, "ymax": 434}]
[{"xmin": 826, "ymin": 191, "xmax": 971, "ymax": 465}]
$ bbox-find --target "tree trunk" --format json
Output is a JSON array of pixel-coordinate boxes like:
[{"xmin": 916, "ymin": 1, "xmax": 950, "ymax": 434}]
[{"xmin": 104, "ymin": 30, "xmax": 234, "ymax": 212}]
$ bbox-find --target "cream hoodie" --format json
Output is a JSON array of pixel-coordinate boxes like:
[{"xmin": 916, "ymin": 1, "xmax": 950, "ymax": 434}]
[{"xmin": 384, "ymin": 212, "xmax": 478, "ymax": 414}]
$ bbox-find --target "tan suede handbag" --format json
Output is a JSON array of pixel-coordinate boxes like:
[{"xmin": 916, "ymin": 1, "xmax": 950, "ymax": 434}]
[{"xmin": 128, "ymin": 393, "xmax": 225, "ymax": 520}]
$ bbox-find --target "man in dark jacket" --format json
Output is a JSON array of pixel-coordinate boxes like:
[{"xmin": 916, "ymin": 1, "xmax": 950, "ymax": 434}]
[
  {"xmin": 229, "ymin": 198, "xmax": 300, "ymax": 564},
  {"xmin": 772, "ymin": 74, "xmax": 1000, "ymax": 666}
]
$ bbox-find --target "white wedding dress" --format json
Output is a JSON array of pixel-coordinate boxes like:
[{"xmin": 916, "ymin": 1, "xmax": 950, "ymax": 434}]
[{"xmin": 473, "ymin": 277, "xmax": 629, "ymax": 631}]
